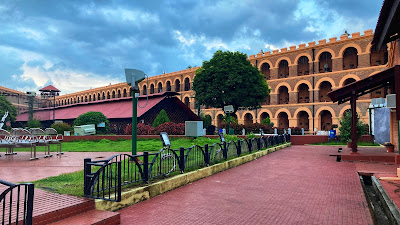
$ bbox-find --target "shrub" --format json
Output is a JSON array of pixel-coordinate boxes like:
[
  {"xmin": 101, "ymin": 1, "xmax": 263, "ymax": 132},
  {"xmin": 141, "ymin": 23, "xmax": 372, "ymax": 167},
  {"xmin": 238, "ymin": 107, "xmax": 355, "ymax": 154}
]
[
  {"xmin": 27, "ymin": 119, "xmax": 42, "ymax": 129},
  {"xmin": 125, "ymin": 123, "xmax": 156, "ymax": 135},
  {"xmin": 339, "ymin": 111, "xmax": 367, "ymax": 142},
  {"xmin": 261, "ymin": 117, "xmax": 271, "ymax": 126},
  {"xmin": 73, "ymin": 111, "xmax": 109, "ymax": 134},
  {"xmin": 155, "ymin": 122, "xmax": 185, "ymax": 135},
  {"xmin": 152, "ymin": 109, "xmax": 170, "ymax": 127},
  {"xmin": 200, "ymin": 113, "xmax": 212, "ymax": 128},
  {"xmin": 51, "ymin": 122, "xmax": 73, "ymax": 134}
]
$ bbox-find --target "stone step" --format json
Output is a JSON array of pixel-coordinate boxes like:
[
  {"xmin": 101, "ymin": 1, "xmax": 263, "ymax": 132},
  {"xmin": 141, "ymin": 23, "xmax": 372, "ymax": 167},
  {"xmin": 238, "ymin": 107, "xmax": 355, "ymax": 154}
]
[{"xmin": 48, "ymin": 209, "xmax": 120, "ymax": 225}]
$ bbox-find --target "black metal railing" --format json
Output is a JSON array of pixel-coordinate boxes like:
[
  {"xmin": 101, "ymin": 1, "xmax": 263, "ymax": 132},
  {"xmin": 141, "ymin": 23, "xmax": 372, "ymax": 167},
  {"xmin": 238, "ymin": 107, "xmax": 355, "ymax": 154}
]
[
  {"xmin": 84, "ymin": 134, "xmax": 290, "ymax": 202},
  {"xmin": 0, "ymin": 180, "xmax": 34, "ymax": 225}
]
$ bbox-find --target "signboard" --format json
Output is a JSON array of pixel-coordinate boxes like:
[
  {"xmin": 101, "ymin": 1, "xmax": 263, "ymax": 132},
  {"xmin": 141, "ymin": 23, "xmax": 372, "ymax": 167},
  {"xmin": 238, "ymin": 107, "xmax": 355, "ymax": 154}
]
[
  {"xmin": 224, "ymin": 105, "xmax": 234, "ymax": 113},
  {"xmin": 160, "ymin": 132, "xmax": 171, "ymax": 147},
  {"xmin": 97, "ymin": 122, "xmax": 105, "ymax": 128}
]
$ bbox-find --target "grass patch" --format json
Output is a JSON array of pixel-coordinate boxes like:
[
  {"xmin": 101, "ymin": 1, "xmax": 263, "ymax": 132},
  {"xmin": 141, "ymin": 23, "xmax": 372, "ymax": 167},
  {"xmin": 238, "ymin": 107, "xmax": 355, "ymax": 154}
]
[
  {"xmin": 12, "ymin": 137, "xmax": 221, "ymax": 153},
  {"xmin": 311, "ymin": 141, "xmax": 380, "ymax": 146}
]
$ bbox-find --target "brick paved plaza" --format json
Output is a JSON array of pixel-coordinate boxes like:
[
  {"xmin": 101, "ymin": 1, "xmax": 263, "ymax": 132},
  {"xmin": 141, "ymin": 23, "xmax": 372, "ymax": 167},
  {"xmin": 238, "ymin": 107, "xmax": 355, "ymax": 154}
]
[{"xmin": 119, "ymin": 145, "xmax": 374, "ymax": 225}]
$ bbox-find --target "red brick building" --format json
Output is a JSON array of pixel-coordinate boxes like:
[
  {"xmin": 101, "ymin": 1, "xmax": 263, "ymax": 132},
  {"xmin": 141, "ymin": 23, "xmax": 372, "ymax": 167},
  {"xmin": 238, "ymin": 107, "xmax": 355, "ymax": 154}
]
[{"xmin": 53, "ymin": 29, "xmax": 389, "ymax": 133}]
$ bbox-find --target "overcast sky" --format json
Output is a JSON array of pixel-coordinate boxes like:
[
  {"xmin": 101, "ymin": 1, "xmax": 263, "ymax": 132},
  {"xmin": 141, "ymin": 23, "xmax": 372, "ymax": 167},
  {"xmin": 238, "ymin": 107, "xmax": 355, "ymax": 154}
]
[{"xmin": 0, "ymin": 0, "xmax": 383, "ymax": 95}]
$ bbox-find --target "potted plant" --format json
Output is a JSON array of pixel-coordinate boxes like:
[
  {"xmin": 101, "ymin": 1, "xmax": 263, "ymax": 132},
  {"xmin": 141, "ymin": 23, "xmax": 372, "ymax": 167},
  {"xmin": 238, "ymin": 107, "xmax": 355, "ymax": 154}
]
[{"xmin": 384, "ymin": 142, "xmax": 395, "ymax": 152}]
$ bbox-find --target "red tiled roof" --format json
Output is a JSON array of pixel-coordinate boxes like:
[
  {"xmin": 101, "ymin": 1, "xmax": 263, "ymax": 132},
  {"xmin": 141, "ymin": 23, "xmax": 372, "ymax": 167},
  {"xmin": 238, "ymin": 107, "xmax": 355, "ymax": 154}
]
[
  {"xmin": 39, "ymin": 85, "xmax": 60, "ymax": 92},
  {"xmin": 16, "ymin": 96, "xmax": 165, "ymax": 122}
]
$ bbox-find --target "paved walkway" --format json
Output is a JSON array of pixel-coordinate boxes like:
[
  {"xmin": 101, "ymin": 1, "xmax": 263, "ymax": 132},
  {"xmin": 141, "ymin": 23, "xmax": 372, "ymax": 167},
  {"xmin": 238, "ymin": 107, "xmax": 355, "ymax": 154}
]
[
  {"xmin": 119, "ymin": 146, "xmax": 373, "ymax": 225},
  {"xmin": 0, "ymin": 151, "xmax": 125, "ymax": 182}
]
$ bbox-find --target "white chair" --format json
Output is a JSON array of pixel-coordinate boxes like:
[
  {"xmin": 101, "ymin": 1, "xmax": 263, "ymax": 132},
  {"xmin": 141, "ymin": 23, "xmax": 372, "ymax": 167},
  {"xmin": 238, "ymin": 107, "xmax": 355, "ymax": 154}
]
[
  {"xmin": 0, "ymin": 128, "xmax": 15, "ymax": 156},
  {"xmin": 45, "ymin": 128, "xmax": 63, "ymax": 155},
  {"xmin": 11, "ymin": 128, "xmax": 38, "ymax": 160},
  {"xmin": 29, "ymin": 128, "xmax": 52, "ymax": 157}
]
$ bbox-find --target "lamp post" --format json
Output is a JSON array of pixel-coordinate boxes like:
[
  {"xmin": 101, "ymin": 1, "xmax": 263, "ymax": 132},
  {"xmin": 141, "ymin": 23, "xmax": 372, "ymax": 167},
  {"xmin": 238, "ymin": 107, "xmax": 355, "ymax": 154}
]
[{"xmin": 125, "ymin": 69, "xmax": 146, "ymax": 155}]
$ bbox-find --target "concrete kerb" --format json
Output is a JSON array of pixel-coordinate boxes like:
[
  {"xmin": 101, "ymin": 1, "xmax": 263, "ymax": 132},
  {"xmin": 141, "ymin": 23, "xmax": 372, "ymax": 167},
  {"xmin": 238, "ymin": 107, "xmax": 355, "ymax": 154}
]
[{"xmin": 95, "ymin": 142, "xmax": 292, "ymax": 211}]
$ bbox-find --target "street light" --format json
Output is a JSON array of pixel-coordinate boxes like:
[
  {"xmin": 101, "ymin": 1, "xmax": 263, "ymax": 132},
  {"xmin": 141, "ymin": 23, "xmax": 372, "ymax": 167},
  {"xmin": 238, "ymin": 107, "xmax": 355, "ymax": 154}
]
[{"xmin": 125, "ymin": 68, "xmax": 146, "ymax": 155}]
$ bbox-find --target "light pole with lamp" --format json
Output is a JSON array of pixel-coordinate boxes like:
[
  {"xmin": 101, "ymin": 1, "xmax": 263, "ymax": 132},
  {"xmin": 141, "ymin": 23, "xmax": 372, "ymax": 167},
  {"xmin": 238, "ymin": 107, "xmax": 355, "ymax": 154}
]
[{"xmin": 125, "ymin": 69, "xmax": 146, "ymax": 155}]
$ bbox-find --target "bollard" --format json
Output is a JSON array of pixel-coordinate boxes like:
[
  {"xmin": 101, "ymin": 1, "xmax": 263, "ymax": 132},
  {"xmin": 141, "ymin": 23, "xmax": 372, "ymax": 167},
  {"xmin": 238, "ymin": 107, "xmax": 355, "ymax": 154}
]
[
  {"xmin": 83, "ymin": 158, "xmax": 92, "ymax": 196},
  {"xmin": 242, "ymin": 128, "xmax": 245, "ymax": 135}
]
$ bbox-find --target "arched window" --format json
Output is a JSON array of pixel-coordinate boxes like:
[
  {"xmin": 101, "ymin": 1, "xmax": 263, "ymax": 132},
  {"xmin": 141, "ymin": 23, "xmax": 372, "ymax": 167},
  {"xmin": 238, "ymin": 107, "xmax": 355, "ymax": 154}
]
[
  {"xmin": 102, "ymin": 92, "xmax": 105, "ymax": 100},
  {"xmin": 107, "ymin": 92, "xmax": 111, "ymax": 99},
  {"xmin": 244, "ymin": 113, "xmax": 253, "ymax": 125},
  {"xmin": 278, "ymin": 60, "xmax": 289, "ymax": 78},
  {"xmin": 123, "ymin": 89, "xmax": 127, "ymax": 97},
  {"xmin": 260, "ymin": 63, "xmax": 271, "ymax": 80},
  {"xmin": 158, "ymin": 82, "xmax": 163, "ymax": 93},
  {"xmin": 112, "ymin": 91, "xmax": 116, "ymax": 98},
  {"xmin": 217, "ymin": 114, "xmax": 224, "ymax": 128},
  {"xmin": 260, "ymin": 112, "xmax": 270, "ymax": 124},
  {"xmin": 297, "ymin": 111, "xmax": 309, "ymax": 130},
  {"xmin": 370, "ymin": 46, "xmax": 388, "ymax": 66},
  {"xmin": 319, "ymin": 52, "xmax": 332, "ymax": 73},
  {"xmin": 298, "ymin": 84, "xmax": 310, "ymax": 103},
  {"xmin": 175, "ymin": 79, "xmax": 181, "ymax": 92},
  {"xmin": 278, "ymin": 86, "xmax": 289, "ymax": 104},
  {"xmin": 278, "ymin": 112, "xmax": 289, "ymax": 129},
  {"xmin": 319, "ymin": 81, "xmax": 332, "ymax": 102},
  {"xmin": 117, "ymin": 90, "xmax": 121, "ymax": 98},
  {"xmin": 184, "ymin": 97, "xmax": 190, "ymax": 107},
  {"xmin": 297, "ymin": 56, "xmax": 309, "ymax": 76},
  {"xmin": 77, "ymin": 97, "xmax": 80, "ymax": 103},
  {"xmin": 85, "ymin": 96, "xmax": 88, "ymax": 102},
  {"xmin": 343, "ymin": 78, "xmax": 356, "ymax": 86},
  {"xmin": 166, "ymin": 81, "xmax": 171, "ymax": 91},
  {"xmin": 320, "ymin": 110, "xmax": 332, "ymax": 131},
  {"xmin": 142, "ymin": 85, "xmax": 147, "ymax": 95},
  {"xmin": 150, "ymin": 84, "xmax": 155, "ymax": 94},
  {"xmin": 343, "ymin": 47, "xmax": 358, "ymax": 70},
  {"xmin": 184, "ymin": 78, "xmax": 190, "ymax": 91}
]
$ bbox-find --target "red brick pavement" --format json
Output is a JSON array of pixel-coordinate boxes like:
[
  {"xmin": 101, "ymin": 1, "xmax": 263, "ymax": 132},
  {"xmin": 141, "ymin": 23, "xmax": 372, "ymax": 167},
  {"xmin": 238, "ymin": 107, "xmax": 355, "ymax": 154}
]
[
  {"xmin": 0, "ymin": 151, "xmax": 125, "ymax": 182},
  {"xmin": 119, "ymin": 146, "xmax": 374, "ymax": 225}
]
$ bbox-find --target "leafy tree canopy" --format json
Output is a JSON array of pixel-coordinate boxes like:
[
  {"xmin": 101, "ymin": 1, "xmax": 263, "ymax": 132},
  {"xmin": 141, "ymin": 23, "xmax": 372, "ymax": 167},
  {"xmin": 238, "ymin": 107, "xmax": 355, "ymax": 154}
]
[
  {"xmin": 0, "ymin": 94, "xmax": 17, "ymax": 124},
  {"xmin": 193, "ymin": 50, "xmax": 270, "ymax": 112},
  {"xmin": 74, "ymin": 111, "xmax": 109, "ymax": 134},
  {"xmin": 339, "ymin": 110, "xmax": 367, "ymax": 142}
]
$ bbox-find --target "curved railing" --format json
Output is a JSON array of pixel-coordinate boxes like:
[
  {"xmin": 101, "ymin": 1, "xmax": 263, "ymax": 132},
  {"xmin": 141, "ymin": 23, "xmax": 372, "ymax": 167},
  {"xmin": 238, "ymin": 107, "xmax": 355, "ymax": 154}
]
[
  {"xmin": 0, "ymin": 180, "xmax": 34, "ymax": 225},
  {"xmin": 84, "ymin": 134, "xmax": 290, "ymax": 202}
]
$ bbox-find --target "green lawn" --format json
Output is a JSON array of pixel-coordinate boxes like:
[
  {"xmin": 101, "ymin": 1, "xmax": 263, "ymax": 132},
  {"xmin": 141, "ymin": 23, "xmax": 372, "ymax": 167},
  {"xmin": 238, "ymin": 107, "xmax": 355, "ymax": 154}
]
[{"xmin": 12, "ymin": 137, "xmax": 222, "ymax": 153}]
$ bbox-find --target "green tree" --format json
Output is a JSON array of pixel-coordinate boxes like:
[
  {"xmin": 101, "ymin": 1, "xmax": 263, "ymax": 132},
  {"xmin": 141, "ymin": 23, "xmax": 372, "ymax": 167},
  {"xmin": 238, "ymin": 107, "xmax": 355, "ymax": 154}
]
[
  {"xmin": 261, "ymin": 117, "xmax": 271, "ymax": 126},
  {"xmin": 27, "ymin": 119, "xmax": 42, "ymax": 129},
  {"xmin": 193, "ymin": 50, "xmax": 270, "ymax": 112},
  {"xmin": 339, "ymin": 111, "xmax": 367, "ymax": 142},
  {"xmin": 200, "ymin": 113, "xmax": 212, "ymax": 128},
  {"xmin": 73, "ymin": 111, "xmax": 109, "ymax": 134},
  {"xmin": 152, "ymin": 109, "xmax": 170, "ymax": 127},
  {"xmin": 0, "ymin": 94, "xmax": 17, "ymax": 127},
  {"xmin": 51, "ymin": 122, "xmax": 73, "ymax": 134}
]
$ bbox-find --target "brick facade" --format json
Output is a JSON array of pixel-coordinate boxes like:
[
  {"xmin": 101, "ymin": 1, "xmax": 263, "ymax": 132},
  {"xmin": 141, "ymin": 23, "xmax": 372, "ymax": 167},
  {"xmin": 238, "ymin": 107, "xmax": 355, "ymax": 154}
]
[{"xmin": 54, "ymin": 29, "xmax": 389, "ymax": 133}]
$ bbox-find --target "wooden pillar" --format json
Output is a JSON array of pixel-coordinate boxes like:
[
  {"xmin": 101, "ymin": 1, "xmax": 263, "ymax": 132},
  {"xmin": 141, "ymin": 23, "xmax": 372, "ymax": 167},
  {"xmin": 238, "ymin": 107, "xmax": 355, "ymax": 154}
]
[{"xmin": 351, "ymin": 94, "xmax": 358, "ymax": 152}]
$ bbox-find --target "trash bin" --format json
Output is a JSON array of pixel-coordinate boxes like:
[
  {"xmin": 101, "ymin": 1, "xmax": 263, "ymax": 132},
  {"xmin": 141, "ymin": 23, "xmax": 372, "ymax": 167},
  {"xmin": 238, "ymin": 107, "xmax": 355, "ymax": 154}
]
[{"xmin": 329, "ymin": 130, "xmax": 336, "ymax": 138}]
